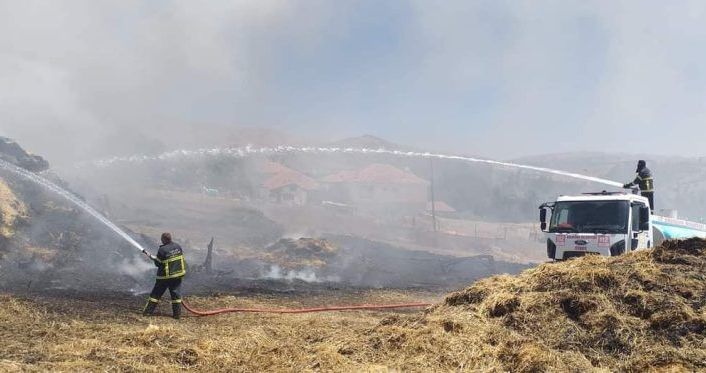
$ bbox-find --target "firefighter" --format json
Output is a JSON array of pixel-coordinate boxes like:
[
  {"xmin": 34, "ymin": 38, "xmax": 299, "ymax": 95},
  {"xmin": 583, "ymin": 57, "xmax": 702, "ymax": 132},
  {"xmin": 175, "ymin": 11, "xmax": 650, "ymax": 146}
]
[
  {"xmin": 623, "ymin": 160, "xmax": 655, "ymax": 211},
  {"xmin": 142, "ymin": 232, "xmax": 187, "ymax": 319}
]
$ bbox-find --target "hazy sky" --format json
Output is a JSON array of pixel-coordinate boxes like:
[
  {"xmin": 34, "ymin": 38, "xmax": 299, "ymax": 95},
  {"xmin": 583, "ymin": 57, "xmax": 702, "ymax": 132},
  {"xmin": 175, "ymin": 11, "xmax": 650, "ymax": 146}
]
[{"xmin": 1, "ymin": 1, "xmax": 706, "ymax": 165}]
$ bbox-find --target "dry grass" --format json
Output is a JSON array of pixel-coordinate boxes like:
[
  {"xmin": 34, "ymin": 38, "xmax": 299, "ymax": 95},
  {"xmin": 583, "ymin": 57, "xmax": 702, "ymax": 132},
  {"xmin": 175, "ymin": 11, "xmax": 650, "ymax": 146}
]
[
  {"xmin": 0, "ymin": 290, "xmax": 437, "ymax": 372},
  {"xmin": 2, "ymin": 239, "xmax": 706, "ymax": 372},
  {"xmin": 0, "ymin": 179, "xmax": 26, "ymax": 238}
]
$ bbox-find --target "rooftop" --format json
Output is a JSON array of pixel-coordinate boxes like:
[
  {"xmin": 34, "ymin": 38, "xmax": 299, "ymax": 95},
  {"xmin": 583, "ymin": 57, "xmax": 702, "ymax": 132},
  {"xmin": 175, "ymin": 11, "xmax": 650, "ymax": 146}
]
[
  {"xmin": 322, "ymin": 163, "xmax": 428, "ymax": 185},
  {"xmin": 262, "ymin": 161, "xmax": 319, "ymax": 191}
]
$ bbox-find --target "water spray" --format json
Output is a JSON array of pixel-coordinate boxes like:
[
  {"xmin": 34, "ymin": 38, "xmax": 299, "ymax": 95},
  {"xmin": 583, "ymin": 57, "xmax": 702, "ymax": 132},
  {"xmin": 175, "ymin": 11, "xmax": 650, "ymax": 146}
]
[
  {"xmin": 0, "ymin": 157, "xmax": 432, "ymax": 314},
  {"xmin": 0, "ymin": 158, "xmax": 150, "ymax": 256},
  {"xmin": 81, "ymin": 146, "xmax": 624, "ymax": 188}
]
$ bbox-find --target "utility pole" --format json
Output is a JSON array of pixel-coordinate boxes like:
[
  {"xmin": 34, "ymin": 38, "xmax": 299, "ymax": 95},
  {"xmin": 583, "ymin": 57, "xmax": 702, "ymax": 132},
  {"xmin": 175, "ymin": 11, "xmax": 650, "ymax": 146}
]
[{"xmin": 429, "ymin": 158, "xmax": 438, "ymax": 232}]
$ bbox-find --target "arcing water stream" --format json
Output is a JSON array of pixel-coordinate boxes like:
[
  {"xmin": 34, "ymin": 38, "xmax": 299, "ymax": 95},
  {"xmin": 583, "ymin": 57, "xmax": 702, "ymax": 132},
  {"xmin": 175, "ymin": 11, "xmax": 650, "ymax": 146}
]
[
  {"xmin": 83, "ymin": 145, "xmax": 624, "ymax": 188},
  {"xmin": 0, "ymin": 158, "xmax": 148, "ymax": 253},
  {"xmin": 0, "ymin": 146, "xmax": 621, "ymax": 257}
]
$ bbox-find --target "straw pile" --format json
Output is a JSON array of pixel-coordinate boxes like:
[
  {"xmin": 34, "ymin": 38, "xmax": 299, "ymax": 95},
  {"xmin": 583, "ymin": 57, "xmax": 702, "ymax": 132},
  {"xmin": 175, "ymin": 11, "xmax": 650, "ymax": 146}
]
[{"xmin": 371, "ymin": 237, "xmax": 706, "ymax": 371}]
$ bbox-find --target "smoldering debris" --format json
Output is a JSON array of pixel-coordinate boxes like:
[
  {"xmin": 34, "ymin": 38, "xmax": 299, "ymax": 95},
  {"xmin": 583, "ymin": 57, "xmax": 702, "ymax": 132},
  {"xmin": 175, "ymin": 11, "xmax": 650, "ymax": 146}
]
[
  {"xmin": 195, "ymin": 237, "xmax": 531, "ymax": 290},
  {"xmin": 263, "ymin": 238, "xmax": 338, "ymax": 269}
]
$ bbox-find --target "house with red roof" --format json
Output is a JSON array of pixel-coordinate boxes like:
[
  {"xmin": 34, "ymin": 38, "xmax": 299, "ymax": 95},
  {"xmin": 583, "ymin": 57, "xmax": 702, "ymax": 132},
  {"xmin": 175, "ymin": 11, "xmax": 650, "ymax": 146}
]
[
  {"xmin": 261, "ymin": 161, "xmax": 319, "ymax": 205},
  {"xmin": 427, "ymin": 200, "xmax": 456, "ymax": 213},
  {"xmin": 321, "ymin": 163, "xmax": 429, "ymax": 211}
]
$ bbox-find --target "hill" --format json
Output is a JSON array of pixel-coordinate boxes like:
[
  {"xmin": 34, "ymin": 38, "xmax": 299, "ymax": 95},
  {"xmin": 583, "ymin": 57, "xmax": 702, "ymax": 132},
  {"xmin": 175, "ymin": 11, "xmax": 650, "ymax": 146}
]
[
  {"xmin": 326, "ymin": 134, "xmax": 411, "ymax": 150},
  {"xmin": 0, "ymin": 137, "xmax": 49, "ymax": 172}
]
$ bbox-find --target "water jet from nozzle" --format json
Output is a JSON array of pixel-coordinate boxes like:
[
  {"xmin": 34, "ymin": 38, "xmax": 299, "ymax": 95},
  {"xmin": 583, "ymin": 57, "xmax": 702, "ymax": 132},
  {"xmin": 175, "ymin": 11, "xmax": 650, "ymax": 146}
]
[
  {"xmin": 83, "ymin": 146, "xmax": 624, "ymax": 188},
  {"xmin": 0, "ymin": 158, "xmax": 148, "ymax": 253}
]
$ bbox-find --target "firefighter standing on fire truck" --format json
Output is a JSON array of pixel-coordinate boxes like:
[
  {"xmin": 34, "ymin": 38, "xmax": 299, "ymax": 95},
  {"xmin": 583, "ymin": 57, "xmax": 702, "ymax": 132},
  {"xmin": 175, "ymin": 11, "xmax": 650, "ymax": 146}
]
[
  {"xmin": 142, "ymin": 232, "xmax": 187, "ymax": 319},
  {"xmin": 623, "ymin": 160, "xmax": 655, "ymax": 211}
]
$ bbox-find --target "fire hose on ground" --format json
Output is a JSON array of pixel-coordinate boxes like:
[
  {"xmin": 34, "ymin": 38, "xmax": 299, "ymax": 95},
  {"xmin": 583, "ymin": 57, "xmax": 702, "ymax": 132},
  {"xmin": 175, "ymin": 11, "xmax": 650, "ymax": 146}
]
[{"xmin": 181, "ymin": 300, "xmax": 432, "ymax": 316}]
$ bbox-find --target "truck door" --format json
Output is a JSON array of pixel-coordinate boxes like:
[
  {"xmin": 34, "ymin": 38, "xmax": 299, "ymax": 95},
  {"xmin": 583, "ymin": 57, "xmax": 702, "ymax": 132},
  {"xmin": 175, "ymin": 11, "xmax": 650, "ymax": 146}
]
[{"xmin": 631, "ymin": 202, "xmax": 649, "ymax": 250}]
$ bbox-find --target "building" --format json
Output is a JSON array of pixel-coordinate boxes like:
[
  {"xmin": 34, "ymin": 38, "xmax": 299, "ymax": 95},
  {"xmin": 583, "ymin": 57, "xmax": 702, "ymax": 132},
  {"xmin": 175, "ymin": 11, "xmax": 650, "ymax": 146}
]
[
  {"xmin": 261, "ymin": 161, "xmax": 319, "ymax": 206},
  {"xmin": 427, "ymin": 200, "xmax": 456, "ymax": 214},
  {"xmin": 321, "ymin": 163, "xmax": 429, "ymax": 212}
]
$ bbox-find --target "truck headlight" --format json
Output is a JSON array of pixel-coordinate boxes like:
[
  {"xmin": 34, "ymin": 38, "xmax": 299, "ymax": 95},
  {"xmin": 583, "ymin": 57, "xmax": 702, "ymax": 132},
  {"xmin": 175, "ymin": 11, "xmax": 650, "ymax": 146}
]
[{"xmin": 610, "ymin": 240, "xmax": 626, "ymax": 256}]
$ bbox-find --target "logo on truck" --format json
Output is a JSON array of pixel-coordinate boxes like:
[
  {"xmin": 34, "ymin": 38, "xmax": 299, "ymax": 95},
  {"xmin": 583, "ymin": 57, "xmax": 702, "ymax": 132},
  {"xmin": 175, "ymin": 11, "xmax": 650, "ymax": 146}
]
[
  {"xmin": 598, "ymin": 236, "xmax": 610, "ymax": 247},
  {"xmin": 574, "ymin": 240, "xmax": 588, "ymax": 246},
  {"xmin": 556, "ymin": 235, "xmax": 566, "ymax": 246}
]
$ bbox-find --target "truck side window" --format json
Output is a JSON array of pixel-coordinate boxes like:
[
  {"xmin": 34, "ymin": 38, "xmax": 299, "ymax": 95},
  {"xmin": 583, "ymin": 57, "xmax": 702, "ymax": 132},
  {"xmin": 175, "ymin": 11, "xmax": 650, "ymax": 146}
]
[
  {"xmin": 632, "ymin": 203, "xmax": 644, "ymax": 231},
  {"xmin": 556, "ymin": 209, "xmax": 569, "ymax": 225}
]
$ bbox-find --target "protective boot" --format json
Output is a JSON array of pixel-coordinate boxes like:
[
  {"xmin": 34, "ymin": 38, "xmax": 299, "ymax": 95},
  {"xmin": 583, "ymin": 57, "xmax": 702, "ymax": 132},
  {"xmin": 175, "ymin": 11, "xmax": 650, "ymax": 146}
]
[
  {"xmin": 172, "ymin": 302, "xmax": 182, "ymax": 320},
  {"xmin": 143, "ymin": 298, "xmax": 158, "ymax": 316}
]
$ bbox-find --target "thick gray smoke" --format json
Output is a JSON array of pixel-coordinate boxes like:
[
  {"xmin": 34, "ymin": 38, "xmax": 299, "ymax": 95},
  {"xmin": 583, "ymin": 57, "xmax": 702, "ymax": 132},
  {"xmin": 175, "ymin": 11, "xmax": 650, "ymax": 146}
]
[{"xmin": 2, "ymin": 1, "xmax": 705, "ymax": 165}]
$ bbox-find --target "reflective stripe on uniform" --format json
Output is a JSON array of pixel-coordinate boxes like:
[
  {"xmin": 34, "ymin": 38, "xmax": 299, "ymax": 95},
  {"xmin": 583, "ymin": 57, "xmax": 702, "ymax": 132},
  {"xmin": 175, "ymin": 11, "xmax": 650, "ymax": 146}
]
[
  {"xmin": 634, "ymin": 174, "xmax": 654, "ymax": 192},
  {"xmin": 156, "ymin": 255, "xmax": 186, "ymax": 279},
  {"xmin": 143, "ymin": 298, "xmax": 159, "ymax": 312},
  {"xmin": 642, "ymin": 177, "xmax": 654, "ymax": 192},
  {"xmin": 171, "ymin": 299, "xmax": 182, "ymax": 304}
]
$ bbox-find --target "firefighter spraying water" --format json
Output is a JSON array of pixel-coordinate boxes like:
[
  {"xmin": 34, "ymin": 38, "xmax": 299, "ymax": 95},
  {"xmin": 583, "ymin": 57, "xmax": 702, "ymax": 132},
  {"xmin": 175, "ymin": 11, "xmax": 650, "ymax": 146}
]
[
  {"xmin": 623, "ymin": 160, "xmax": 655, "ymax": 210},
  {"xmin": 142, "ymin": 233, "xmax": 187, "ymax": 319}
]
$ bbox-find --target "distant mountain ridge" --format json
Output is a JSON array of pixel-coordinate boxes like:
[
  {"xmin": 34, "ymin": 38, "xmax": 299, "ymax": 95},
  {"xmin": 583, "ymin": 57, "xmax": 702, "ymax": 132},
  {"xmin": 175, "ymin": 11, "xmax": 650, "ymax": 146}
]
[{"xmin": 326, "ymin": 135, "xmax": 414, "ymax": 151}]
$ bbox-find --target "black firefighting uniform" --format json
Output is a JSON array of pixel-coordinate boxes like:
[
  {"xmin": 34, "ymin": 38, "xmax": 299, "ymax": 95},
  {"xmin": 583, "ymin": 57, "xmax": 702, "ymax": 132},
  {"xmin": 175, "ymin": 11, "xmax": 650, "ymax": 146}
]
[
  {"xmin": 624, "ymin": 167, "xmax": 655, "ymax": 210},
  {"xmin": 143, "ymin": 242, "xmax": 187, "ymax": 317}
]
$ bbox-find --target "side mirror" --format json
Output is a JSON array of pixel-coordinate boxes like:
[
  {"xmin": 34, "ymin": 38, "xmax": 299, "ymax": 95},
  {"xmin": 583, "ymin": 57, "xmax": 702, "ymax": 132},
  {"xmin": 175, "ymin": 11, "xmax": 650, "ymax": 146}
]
[
  {"xmin": 539, "ymin": 208, "xmax": 547, "ymax": 231},
  {"xmin": 639, "ymin": 206, "xmax": 650, "ymax": 231}
]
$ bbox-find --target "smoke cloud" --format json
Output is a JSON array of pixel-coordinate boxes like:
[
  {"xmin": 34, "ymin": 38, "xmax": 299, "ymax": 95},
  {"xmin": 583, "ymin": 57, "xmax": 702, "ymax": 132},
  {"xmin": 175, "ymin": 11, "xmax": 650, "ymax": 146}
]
[
  {"xmin": 1, "ymin": 1, "xmax": 706, "ymax": 165},
  {"xmin": 262, "ymin": 264, "xmax": 340, "ymax": 283}
]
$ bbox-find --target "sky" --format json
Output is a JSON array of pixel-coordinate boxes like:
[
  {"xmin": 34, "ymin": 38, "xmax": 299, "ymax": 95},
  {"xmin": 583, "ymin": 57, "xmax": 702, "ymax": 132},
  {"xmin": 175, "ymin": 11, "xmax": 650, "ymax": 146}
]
[{"xmin": 1, "ymin": 0, "xmax": 706, "ymax": 165}]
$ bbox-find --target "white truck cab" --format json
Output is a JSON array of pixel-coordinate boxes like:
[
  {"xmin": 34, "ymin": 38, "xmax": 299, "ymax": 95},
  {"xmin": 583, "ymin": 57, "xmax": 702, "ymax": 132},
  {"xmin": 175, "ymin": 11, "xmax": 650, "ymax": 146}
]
[{"xmin": 539, "ymin": 191, "xmax": 652, "ymax": 260}]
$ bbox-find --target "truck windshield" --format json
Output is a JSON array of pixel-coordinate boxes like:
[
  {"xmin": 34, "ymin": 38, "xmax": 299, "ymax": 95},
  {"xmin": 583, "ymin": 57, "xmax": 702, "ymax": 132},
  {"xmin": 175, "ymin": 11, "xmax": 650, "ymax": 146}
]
[{"xmin": 549, "ymin": 200, "xmax": 629, "ymax": 234}]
